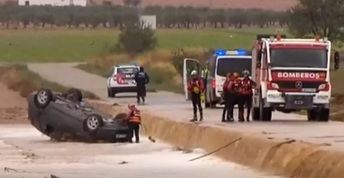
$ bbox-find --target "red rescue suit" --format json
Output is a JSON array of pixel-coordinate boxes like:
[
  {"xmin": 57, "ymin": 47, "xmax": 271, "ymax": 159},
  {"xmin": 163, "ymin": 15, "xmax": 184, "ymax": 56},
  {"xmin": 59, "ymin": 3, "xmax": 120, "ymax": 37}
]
[
  {"xmin": 128, "ymin": 108, "xmax": 141, "ymax": 143},
  {"xmin": 240, "ymin": 77, "xmax": 256, "ymax": 121},
  {"xmin": 187, "ymin": 77, "xmax": 204, "ymax": 121},
  {"xmin": 229, "ymin": 78, "xmax": 244, "ymax": 122}
]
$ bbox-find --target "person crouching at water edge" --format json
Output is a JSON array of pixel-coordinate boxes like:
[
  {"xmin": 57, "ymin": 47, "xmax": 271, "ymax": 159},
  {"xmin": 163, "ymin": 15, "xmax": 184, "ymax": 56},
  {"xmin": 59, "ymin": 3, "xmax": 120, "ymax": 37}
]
[{"xmin": 188, "ymin": 70, "xmax": 205, "ymax": 122}]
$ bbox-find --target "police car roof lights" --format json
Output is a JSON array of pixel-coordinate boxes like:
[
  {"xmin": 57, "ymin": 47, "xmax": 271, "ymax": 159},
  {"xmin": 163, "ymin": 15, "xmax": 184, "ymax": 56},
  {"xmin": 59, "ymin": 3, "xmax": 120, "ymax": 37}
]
[{"xmin": 214, "ymin": 49, "xmax": 250, "ymax": 56}]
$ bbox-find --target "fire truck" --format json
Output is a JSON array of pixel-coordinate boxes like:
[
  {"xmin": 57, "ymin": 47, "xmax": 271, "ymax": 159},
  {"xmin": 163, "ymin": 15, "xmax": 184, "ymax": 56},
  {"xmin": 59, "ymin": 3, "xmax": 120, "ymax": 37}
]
[{"xmin": 252, "ymin": 35, "xmax": 331, "ymax": 122}]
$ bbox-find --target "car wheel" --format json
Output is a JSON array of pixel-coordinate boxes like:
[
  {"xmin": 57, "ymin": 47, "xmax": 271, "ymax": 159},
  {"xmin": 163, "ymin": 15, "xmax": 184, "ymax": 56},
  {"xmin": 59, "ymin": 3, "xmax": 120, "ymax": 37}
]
[
  {"xmin": 66, "ymin": 88, "xmax": 83, "ymax": 102},
  {"xmin": 107, "ymin": 88, "xmax": 113, "ymax": 97},
  {"xmin": 114, "ymin": 113, "xmax": 128, "ymax": 120},
  {"xmin": 84, "ymin": 114, "xmax": 103, "ymax": 133},
  {"xmin": 34, "ymin": 89, "xmax": 53, "ymax": 108}
]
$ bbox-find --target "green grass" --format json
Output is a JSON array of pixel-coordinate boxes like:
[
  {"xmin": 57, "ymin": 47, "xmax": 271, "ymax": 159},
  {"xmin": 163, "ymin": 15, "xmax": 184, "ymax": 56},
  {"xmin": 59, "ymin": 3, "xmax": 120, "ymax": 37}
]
[{"xmin": 0, "ymin": 27, "xmax": 284, "ymax": 62}]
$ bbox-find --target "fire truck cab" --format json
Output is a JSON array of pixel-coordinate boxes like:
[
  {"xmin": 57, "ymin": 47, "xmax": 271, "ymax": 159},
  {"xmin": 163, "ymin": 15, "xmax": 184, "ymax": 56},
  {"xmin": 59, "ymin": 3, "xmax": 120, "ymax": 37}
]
[{"xmin": 252, "ymin": 35, "xmax": 331, "ymax": 122}]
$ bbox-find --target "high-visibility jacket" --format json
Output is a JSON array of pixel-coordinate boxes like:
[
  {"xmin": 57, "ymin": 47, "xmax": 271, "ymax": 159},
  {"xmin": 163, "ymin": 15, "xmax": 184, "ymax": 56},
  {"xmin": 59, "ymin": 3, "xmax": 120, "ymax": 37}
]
[
  {"xmin": 128, "ymin": 109, "xmax": 141, "ymax": 124},
  {"xmin": 187, "ymin": 77, "xmax": 204, "ymax": 94},
  {"xmin": 241, "ymin": 77, "xmax": 256, "ymax": 95}
]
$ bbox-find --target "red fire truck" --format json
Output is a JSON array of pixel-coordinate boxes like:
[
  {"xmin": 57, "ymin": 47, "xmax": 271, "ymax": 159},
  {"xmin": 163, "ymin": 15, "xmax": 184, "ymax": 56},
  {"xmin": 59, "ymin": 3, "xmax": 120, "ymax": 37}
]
[{"xmin": 252, "ymin": 35, "xmax": 331, "ymax": 122}]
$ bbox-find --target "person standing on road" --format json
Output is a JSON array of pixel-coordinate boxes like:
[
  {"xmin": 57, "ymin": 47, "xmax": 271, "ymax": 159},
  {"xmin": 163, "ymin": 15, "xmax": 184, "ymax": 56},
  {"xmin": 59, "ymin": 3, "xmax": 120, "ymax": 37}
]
[
  {"xmin": 228, "ymin": 72, "xmax": 244, "ymax": 122},
  {"xmin": 127, "ymin": 104, "xmax": 141, "ymax": 143},
  {"xmin": 134, "ymin": 66, "xmax": 150, "ymax": 104},
  {"xmin": 334, "ymin": 51, "xmax": 340, "ymax": 70},
  {"xmin": 222, "ymin": 73, "xmax": 234, "ymax": 122},
  {"xmin": 188, "ymin": 70, "xmax": 204, "ymax": 122},
  {"xmin": 240, "ymin": 70, "xmax": 256, "ymax": 122}
]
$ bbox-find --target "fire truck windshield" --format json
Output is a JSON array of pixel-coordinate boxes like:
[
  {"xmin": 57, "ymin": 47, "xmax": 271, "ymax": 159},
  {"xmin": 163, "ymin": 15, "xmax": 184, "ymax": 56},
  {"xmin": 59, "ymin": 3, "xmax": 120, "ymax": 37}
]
[
  {"xmin": 216, "ymin": 58, "xmax": 251, "ymax": 77},
  {"xmin": 270, "ymin": 49, "xmax": 327, "ymax": 68}
]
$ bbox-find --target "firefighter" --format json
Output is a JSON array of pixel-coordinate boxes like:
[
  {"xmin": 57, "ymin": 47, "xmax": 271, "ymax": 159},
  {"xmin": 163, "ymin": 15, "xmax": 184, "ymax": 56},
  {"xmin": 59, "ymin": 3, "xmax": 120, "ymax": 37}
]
[
  {"xmin": 222, "ymin": 73, "xmax": 234, "ymax": 122},
  {"xmin": 134, "ymin": 66, "xmax": 150, "ymax": 104},
  {"xmin": 240, "ymin": 70, "xmax": 256, "ymax": 122},
  {"xmin": 127, "ymin": 104, "xmax": 141, "ymax": 143},
  {"xmin": 228, "ymin": 72, "xmax": 244, "ymax": 122},
  {"xmin": 334, "ymin": 51, "xmax": 340, "ymax": 70},
  {"xmin": 188, "ymin": 70, "xmax": 204, "ymax": 122}
]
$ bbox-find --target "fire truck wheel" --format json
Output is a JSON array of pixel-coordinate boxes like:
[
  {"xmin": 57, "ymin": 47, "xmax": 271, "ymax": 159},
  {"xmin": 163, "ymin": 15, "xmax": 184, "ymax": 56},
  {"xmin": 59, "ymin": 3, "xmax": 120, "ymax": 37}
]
[
  {"xmin": 259, "ymin": 89, "xmax": 272, "ymax": 121},
  {"xmin": 307, "ymin": 109, "xmax": 317, "ymax": 121},
  {"xmin": 252, "ymin": 107, "xmax": 260, "ymax": 121},
  {"xmin": 318, "ymin": 108, "xmax": 330, "ymax": 122}
]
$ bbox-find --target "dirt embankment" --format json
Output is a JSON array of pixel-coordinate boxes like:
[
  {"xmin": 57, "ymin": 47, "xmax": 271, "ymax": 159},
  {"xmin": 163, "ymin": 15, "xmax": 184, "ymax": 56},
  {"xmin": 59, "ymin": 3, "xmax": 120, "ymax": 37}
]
[
  {"xmin": 88, "ymin": 101, "xmax": 344, "ymax": 178},
  {"xmin": 0, "ymin": 82, "xmax": 27, "ymax": 124},
  {"xmin": 141, "ymin": 113, "xmax": 344, "ymax": 178}
]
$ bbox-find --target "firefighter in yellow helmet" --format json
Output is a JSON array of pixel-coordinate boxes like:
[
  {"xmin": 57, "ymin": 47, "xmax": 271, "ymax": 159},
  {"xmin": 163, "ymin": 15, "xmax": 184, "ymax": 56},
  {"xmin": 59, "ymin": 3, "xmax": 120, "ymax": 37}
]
[{"xmin": 187, "ymin": 70, "xmax": 205, "ymax": 122}]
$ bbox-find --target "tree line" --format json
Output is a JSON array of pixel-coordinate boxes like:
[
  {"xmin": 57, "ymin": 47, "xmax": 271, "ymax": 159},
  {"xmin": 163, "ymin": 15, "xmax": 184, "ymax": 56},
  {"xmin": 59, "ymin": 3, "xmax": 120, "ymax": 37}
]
[{"xmin": 0, "ymin": 5, "xmax": 287, "ymax": 29}]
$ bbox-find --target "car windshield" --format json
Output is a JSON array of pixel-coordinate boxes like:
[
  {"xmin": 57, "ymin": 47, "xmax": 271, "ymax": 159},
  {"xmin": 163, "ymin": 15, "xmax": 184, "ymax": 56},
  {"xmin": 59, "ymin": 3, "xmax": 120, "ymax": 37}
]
[
  {"xmin": 117, "ymin": 67, "xmax": 138, "ymax": 74},
  {"xmin": 270, "ymin": 49, "xmax": 327, "ymax": 68},
  {"xmin": 216, "ymin": 58, "xmax": 251, "ymax": 77}
]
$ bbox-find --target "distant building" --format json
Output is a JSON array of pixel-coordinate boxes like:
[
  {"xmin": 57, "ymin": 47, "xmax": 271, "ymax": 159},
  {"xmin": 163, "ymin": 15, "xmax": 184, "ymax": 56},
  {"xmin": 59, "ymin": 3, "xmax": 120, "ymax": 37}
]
[
  {"xmin": 18, "ymin": 0, "xmax": 87, "ymax": 6},
  {"xmin": 140, "ymin": 15, "xmax": 156, "ymax": 30}
]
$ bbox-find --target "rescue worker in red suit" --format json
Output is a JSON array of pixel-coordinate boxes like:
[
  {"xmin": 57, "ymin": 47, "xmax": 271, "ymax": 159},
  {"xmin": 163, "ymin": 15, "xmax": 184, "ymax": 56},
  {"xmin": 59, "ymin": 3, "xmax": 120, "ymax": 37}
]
[
  {"xmin": 127, "ymin": 104, "xmax": 141, "ymax": 143},
  {"xmin": 188, "ymin": 70, "xmax": 204, "ymax": 122},
  {"xmin": 222, "ymin": 73, "xmax": 234, "ymax": 122},
  {"xmin": 240, "ymin": 70, "xmax": 256, "ymax": 122},
  {"xmin": 228, "ymin": 72, "xmax": 245, "ymax": 122}
]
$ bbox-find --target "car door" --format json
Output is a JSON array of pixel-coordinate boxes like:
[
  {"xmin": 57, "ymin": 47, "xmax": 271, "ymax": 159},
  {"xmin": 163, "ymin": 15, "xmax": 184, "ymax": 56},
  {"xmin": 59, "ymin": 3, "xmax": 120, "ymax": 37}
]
[{"xmin": 183, "ymin": 58, "xmax": 205, "ymax": 100}]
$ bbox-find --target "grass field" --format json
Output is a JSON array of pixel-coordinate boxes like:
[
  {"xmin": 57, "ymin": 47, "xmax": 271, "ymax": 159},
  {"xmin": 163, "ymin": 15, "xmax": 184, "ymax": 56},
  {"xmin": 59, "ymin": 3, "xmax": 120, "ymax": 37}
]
[{"xmin": 0, "ymin": 28, "xmax": 283, "ymax": 62}]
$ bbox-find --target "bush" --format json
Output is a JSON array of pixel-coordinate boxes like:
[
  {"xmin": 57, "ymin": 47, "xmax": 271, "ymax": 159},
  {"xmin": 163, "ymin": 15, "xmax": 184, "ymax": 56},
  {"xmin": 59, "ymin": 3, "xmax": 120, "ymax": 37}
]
[{"xmin": 117, "ymin": 23, "xmax": 157, "ymax": 55}]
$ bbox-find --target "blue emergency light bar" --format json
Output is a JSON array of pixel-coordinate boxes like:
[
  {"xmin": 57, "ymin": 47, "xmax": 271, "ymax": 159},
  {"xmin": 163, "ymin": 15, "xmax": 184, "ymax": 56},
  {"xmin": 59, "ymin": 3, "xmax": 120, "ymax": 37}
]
[{"xmin": 214, "ymin": 49, "xmax": 250, "ymax": 56}]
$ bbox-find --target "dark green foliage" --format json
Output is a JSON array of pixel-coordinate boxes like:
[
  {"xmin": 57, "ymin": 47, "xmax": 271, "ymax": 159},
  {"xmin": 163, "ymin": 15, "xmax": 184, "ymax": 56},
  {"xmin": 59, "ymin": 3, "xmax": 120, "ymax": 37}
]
[
  {"xmin": 0, "ymin": 5, "xmax": 287, "ymax": 29},
  {"xmin": 117, "ymin": 23, "xmax": 157, "ymax": 55},
  {"xmin": 288, "ymin": 0, "xmax": 344, "ymax": 40}
]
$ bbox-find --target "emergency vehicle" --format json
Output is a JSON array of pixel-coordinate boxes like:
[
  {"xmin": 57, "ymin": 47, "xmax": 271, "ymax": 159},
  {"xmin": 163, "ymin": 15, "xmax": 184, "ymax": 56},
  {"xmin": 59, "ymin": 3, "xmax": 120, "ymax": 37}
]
[
  {"xmin": 106, "ymin": 64, "xmax": 139, "ymax": 97},
  {"xmin": 252, "ymin": 35, "xmax": 331, "ymax": 121},
  {"xmin": 183, "ymin": 49, "xmax": 252, "ymax": 107}
]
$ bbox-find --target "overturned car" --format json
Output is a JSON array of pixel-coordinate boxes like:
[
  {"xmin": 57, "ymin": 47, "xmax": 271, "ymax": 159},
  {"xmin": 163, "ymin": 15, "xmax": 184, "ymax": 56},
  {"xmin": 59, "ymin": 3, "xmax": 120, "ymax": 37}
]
[{"xmin": 27, "ymin": 88, "xmax": 130, "ymax": 142}]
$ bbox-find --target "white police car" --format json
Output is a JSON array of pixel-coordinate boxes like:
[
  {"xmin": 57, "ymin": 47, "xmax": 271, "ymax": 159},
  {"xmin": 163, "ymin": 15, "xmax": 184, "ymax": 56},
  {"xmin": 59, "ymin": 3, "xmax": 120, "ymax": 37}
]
[{"xmin": 107, "ymin": 65, "xmax": 140, "ymax": 97}]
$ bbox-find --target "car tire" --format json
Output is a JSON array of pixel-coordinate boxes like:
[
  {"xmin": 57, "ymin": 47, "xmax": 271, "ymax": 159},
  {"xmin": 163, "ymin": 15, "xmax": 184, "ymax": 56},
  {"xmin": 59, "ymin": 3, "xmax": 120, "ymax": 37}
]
[
  {"xmin": 114, "ymin": 113, "xmax": 128, "ymax": 120},
  {"xmin": 84, "ymin": 114, "xmax": 103, "ymax": 133},
  {"xmin": 34, "ymin": 89, "xmax": 53, "ymax": 109},
  {"xmin": 66, "ymin": 88, "xmax": 83, "ymax": 102},
  {"xmin": 107, "ymin": 88, "xmax": 114, "ymax": 98}
]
